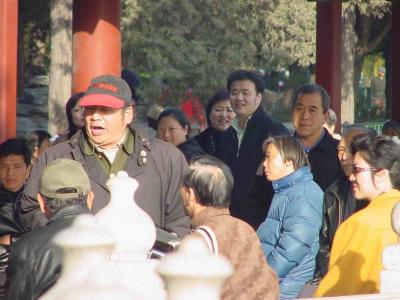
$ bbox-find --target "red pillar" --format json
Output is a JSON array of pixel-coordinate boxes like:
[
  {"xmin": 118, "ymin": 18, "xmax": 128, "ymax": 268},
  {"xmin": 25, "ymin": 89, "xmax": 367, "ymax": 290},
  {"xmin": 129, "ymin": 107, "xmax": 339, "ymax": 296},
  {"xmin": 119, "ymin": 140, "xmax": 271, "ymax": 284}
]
[
  {"xmin": 0, "ymin": 0, "xmax": 18, "ymax": 142},
  {"xmin": 315, "ymin": 0, "xmax": 342, "ymax": 127},
  {"xmin": 72, "ymin": 0, "xmax": 121, "ymax": 94},
  {"xmin": 391, "ymin": 2, "xmax": 400, "ymax": 123}
]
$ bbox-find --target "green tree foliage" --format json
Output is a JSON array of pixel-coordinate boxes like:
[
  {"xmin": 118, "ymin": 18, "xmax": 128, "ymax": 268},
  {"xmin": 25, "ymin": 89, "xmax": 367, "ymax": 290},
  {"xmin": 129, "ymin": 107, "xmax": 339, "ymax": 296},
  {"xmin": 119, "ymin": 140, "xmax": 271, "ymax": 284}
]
[
  {"xmin": 262, "ymin": 0, "xmax": 316, "ymax": 68},
  {"xmin": 19, "ymin": 0, "xmax": 51, "ymax": 78},
  {"xmin": 121, "ymin": 0, "xmax": 316, "ymax": 102}
]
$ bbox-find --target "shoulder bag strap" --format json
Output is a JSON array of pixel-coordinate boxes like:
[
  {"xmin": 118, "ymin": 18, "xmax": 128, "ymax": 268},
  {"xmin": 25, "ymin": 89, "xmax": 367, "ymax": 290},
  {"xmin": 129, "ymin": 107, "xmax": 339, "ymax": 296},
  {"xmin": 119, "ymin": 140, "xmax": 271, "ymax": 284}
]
[{"xmin": 195, "ymin": 225, "xmax": 219, "ymax": 256}]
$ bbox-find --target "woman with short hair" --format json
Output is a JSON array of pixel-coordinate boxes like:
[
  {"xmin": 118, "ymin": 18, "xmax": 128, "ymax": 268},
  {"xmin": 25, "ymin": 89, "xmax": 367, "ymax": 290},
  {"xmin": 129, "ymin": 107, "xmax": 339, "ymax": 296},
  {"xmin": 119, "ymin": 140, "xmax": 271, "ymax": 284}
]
[
  {"xmin": 315, "ymin": 135, "xmax": 400, "ymax": 296},
  {"xmin": 193, "ymin": 89, "xmax": 235, "ymax": 156},
  {"xmin": 257, "ymin": 135, "xmax": 323, "ymax": 299},
  {"xmin": 156, "ymin": 108, "xmax": 205, "ymax": 162}
]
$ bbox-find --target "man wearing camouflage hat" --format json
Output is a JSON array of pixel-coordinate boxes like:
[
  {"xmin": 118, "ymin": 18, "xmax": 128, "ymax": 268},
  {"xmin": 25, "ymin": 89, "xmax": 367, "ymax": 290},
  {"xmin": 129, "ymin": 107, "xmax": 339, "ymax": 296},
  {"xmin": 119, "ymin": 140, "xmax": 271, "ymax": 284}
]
[
  {"xmin": 21, "ymin": 74, "xmax": 190, "ymax": 237},
  {"xmin": 7, "ymin": 159, "xmax": 93, "ymax": 299}
]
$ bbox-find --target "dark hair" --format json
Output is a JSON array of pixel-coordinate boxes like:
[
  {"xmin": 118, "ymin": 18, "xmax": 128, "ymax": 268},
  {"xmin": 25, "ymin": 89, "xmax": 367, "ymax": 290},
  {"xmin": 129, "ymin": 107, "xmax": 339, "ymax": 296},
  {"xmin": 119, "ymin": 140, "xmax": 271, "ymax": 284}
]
[
  {"xmin": 342, "ymin": 124, "xmax": 377, "ymax": 137},
  {"xmin": 156, "ymin": 107, "xmax": 191, "ymax": 138},
  {"xmin": 263, "ymin": 136, "xmax": 309, "ymax": 171},
  {"xmin": 121, "ymin": 69, "xmax": 140, "ymax": 102},
  {"xmin": 66, "ymin": 92, "xmax": 85, "ymax": 137},
  {"xmin": 41, "ymin": 193, "xmax": 88, "ymax": 214},
  {"xmin": 205, "ymin": 89, "xmax": 230, "ymax": 126},
  {"xmin": 227, "ymin": 70, "xmax": 265, "ymax": 94},
  {"xmin": 382, "ymin": 120, "xmax": 400, "ymax": 136},
  {"xmin": 292, "ymin": 83, "xmax": 330, "ymax": 113},
  {"xmin": 351, "ymin": 135, "xmax": 400, "ymax": 189},
  {"xmin": 0, "ymin": 138, "xmax": 31, "ymax": 166},
  {"xmin": 182, "ymin": 156, "xmax": 234, "ymax": 208},
  {"xmin": 326, "ymin": 109, "xmax": 337, "ymax": 128},
  {"xmin": 28, "ymin": 130, "xmax": 51, "ymax": 149}
]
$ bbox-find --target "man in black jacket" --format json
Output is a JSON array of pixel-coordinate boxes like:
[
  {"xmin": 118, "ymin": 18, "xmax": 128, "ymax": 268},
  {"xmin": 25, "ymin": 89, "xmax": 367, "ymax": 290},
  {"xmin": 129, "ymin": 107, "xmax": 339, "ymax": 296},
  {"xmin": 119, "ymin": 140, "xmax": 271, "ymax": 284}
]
[
  {"xmin": 6, "ymin": 159, "xmax": 93, "ymax": 300},
  {"xmin": 0, "ymin": 139, "xmax": 31, "ymax": 298},
  {"xmin": 313, "ymin": 125, "xmax": 372, "ymax": 280},
  {"xmin": 0, "ymin": 139, "xmax": 31, "ymax": 242},
  {"xmin": 291, "ymin": 84, "xmax": 344, "ymax": 192},
  {"xmin": 217, "ymin": 70, "xmax": 289, "ymax": 229}
]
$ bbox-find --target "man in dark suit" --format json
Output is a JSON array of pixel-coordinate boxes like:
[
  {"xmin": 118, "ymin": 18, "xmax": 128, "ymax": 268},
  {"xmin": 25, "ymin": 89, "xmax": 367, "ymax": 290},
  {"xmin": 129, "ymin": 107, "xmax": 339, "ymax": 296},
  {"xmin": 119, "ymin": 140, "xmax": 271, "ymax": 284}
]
[
  {"xmin": 291, "ymin": 83, "xmax": 344, "ymax": 192},
  {"xmin": 217, "ymin": 70, "xmax": 289, "ymax": 229}
]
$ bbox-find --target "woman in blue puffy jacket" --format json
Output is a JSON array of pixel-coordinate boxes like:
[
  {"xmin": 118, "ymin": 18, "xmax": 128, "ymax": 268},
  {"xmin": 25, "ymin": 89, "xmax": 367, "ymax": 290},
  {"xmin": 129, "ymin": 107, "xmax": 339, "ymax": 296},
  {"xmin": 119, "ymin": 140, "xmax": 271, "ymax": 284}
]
[{"xmin": 257, "ymin": 136, "xmax": 323, "ymax": 299}]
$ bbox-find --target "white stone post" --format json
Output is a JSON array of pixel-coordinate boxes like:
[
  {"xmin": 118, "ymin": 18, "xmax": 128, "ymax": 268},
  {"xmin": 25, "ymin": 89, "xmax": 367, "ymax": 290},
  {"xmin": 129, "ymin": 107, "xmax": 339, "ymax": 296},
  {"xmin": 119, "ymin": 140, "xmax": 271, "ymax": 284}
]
[{"xmin": 157, "ymin": 236, "xmax": 233, "ymax": 300}]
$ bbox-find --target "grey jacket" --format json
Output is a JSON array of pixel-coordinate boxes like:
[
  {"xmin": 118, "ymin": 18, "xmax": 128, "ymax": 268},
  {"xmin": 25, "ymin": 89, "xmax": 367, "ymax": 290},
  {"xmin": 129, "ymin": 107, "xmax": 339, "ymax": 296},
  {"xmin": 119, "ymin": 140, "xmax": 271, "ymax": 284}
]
[{"xmin": 20, "ymin": 128, "xmax": 190, "ymax": 237}]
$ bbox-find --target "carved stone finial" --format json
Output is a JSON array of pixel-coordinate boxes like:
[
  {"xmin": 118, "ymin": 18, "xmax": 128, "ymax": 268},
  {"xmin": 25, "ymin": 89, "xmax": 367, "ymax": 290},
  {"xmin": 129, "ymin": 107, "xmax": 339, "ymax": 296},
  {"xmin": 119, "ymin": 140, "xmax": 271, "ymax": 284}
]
[
  {"xmin": 53, "ymin": 214, "xmax": 116, "ymax": 248},
  {"xmin": 40, "ymin": 215, "xmax": 116, "ymax": 300},
  {"xmin": 381, "ymin": 201, "xmax": 400, "ymax": 294},
  {"xmin": 96, "ymin": 171, "xmax": 156, "ymax": 261},
  {"xmin": 157, "ymin": 236, "xmax": 233, "ymax": 300},
  {"xmin": 391, "ymin": 201, "xmax": 400, "ymax": 238},
  {"xmin": 94, "ymin": 171, "xmax": 165, "ymax": 299}
]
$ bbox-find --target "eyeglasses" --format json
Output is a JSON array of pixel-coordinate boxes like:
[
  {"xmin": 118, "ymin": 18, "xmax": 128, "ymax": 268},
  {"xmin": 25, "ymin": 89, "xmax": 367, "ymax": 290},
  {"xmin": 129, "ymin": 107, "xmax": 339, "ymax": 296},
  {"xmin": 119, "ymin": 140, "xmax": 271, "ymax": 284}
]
[{"xmin": 352, "ymin": 165, "xmax": 379, "ymax": 175}]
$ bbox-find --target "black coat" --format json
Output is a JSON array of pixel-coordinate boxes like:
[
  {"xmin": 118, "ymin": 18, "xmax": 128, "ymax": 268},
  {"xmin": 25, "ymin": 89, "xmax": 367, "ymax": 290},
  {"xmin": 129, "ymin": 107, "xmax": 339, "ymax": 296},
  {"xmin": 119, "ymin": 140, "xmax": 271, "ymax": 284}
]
[
  {"xmin": 0, "ymin": 187, "xmax": 28, "ymax": 237},
  {"xmin": 0, "ymin": 187, "xmax": 28, "ymax": 298},
  {"xmin": 177, "ymin": 138, "xmax": 206, "ymax": 162},
  {"xmin": 6, "ymin": 205, "xmax": 91, "ymax": 300},
  {"xmin": 217, "ymin": 105, "xmax": 289, "ymax": 229},
  {"xmin": 313, "ymin": 176, "xmax": 368, "ymax": 279},
  {"xmin": 306, "ymin": 129, "xmax": 344, "ymax": 192},
  {"xmin": 192, "ymin": 127, "xmax": 226, "ymax": 156}
]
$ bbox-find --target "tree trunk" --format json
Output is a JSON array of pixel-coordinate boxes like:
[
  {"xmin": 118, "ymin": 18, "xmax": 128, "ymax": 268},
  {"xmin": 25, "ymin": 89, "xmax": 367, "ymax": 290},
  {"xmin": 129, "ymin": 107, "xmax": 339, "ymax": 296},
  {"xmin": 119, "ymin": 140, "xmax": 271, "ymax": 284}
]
[
  {"xmin": 48, "ymin": 0, "xmax": 72, "ymax": 135},
  {"xmin": 341, "ymin": 4, "xmax": 356, "ymax": 125}
]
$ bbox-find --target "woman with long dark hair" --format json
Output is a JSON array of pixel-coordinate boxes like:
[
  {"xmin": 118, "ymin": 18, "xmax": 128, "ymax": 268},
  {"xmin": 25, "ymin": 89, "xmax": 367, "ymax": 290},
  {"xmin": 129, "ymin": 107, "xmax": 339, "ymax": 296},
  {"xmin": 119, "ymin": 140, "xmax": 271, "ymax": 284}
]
[{"xmin": 54, "ymin": 93, "xmax": 85, "ymax": 144}]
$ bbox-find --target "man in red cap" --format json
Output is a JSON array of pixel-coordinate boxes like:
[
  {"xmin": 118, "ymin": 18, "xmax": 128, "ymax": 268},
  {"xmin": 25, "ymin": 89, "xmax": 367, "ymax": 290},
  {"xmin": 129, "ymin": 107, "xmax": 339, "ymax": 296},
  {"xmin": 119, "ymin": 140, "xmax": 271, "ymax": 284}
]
[{"xmin": 21, "ymin": 74, "xmax": 190, "ymax": 237}]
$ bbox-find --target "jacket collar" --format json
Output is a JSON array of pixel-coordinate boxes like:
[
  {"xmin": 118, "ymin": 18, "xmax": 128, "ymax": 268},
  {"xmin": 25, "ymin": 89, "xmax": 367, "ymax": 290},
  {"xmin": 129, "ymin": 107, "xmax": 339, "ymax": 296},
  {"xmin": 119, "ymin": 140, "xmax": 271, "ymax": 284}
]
[
  {"xmin": 310, "ymin": 128, "xmax": 337, "ymax": 154},
  {"xmin": 326, "ymin": 175, "xmax": 350, "ymax": 199},
  {"xmin": 245, "ymin": 105, "xmax": 266, "ymax": 128},
  {"xmin": 192, "ymin": 207, "xmax": 230, "ymax": 228},
  {"xmin": 271, "ymin": 166, "xmax": 313, "ymax": 192},
  {"xmin": 232, "ymin": 105, "xmax": 266, "ymax": 131},
  {"xmin": 370, "ymin": 189, "xmax": 400, "ymax": 207},
  {"xmin": 70, "ymin": 127, "xmax": 149, "ymax": 191},
  {"xmin": 0, "ymin": 186, "xmax": 23, "ymax": 204},
  {"xmin": 47, "ymin": 204, "xmax": 91, "ymax": 226},
  {"xmin": 294, "ymin": 128, "xmax": 337, "ymax": 154}
]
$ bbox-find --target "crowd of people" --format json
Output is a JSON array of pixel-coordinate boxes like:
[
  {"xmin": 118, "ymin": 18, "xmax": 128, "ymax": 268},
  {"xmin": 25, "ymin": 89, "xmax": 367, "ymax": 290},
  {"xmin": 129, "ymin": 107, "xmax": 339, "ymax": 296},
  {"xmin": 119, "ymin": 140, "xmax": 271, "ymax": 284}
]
[{"xmin": 1, "ymin": 69, "xmax": 400, "ymax": 299}]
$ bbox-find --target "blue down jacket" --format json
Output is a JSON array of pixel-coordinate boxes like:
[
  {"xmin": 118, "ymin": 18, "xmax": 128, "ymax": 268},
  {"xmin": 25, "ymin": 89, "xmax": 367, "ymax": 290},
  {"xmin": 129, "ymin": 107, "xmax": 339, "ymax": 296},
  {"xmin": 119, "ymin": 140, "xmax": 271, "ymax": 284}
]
[{"xmin": 257, "ymin": 166, "xmax": 323, "ymax": 299}]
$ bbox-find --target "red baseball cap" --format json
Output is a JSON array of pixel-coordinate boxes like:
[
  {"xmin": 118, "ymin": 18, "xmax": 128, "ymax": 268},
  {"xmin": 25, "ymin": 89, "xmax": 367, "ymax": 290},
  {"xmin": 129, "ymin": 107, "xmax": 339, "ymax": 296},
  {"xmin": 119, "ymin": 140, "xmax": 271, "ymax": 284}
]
[{"xmin": 80, "ymin": 74, "xmax": 132, "ymax": 109}]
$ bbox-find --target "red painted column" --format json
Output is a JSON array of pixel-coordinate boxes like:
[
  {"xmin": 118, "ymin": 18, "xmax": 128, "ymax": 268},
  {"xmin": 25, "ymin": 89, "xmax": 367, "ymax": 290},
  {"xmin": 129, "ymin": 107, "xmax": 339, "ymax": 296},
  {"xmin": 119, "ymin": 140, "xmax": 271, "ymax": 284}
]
[
  {"xmin": 0, "ymin": 0, "xmax": 18, "ymax": 142},
  {"xmin": 72, "ymin": 0, "xmax": 121, "ymax": 94},
  {"xmin": 315, "ymin": 0, "xmax": 342, "ymax": 127},
  {"xmin": 391, "ymin": 2, "xmax": 400, "ymax": 122}
]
